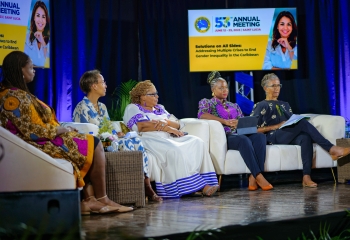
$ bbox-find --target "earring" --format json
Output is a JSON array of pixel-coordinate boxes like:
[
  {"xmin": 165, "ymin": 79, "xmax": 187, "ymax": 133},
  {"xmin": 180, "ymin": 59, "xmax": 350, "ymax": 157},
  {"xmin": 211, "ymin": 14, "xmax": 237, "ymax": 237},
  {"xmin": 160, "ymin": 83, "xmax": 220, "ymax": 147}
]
[{"xmin": 212, "ymin": 92, "xmax": 215, "ymax": 97}]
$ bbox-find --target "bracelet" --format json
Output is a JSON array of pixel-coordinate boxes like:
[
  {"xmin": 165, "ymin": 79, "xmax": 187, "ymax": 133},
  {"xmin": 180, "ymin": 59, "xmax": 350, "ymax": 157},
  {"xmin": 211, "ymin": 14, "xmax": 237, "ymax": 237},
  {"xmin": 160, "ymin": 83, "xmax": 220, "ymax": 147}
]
[{"xmin": 288, "ymin": 48, "xmax": 294, "ymax": 52}]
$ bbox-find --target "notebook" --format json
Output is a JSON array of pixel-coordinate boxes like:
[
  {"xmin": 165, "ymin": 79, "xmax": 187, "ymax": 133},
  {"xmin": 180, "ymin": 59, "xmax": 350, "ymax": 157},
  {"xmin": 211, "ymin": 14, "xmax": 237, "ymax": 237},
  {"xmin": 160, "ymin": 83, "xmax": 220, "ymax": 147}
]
[{"xmin": 236, "ymin": 116, "xmax": 259, "ymax": 135}]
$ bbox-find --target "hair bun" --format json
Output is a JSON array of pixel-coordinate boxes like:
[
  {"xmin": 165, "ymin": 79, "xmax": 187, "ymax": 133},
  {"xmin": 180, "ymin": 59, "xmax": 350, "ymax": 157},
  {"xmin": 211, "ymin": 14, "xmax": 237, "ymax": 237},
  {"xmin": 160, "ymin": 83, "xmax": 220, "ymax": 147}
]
[{"xmin": 207, "ymin": 71, "xmax": 221, "ymax": 84}]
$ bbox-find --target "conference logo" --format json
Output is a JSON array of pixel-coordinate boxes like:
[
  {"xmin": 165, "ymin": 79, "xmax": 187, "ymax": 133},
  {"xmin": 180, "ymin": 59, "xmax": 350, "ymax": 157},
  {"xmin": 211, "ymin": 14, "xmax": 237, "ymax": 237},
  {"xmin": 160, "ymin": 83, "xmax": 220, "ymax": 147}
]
[
  {"xmin": 215, "ymin": 17, "xmax": 233, "ymax": 28},
  {"xmin": 194, "ymin": 17, "xmax": 210, "ymax": 33}
]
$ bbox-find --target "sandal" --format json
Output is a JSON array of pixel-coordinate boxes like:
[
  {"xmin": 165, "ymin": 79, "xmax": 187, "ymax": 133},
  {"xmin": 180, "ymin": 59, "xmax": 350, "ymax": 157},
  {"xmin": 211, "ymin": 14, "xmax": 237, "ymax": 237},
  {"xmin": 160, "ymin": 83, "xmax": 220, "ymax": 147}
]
[
  {"xmin": 145, "ymin": 184, "xmax": 163, "ymax": 202},
  {"xmin": 148, "ymin": 194, "xmax": 163, "ymax": 202},
  {"xmin": 96, "ymin": 195, "xmax": 134, "ymax": 213},
  {"xmin": 202, "ymin": 185, "xmax": 219, "ymax": 197},
  {"xmin": 81, "ymin": 196, "xmax": 120, "ymax": 215}
]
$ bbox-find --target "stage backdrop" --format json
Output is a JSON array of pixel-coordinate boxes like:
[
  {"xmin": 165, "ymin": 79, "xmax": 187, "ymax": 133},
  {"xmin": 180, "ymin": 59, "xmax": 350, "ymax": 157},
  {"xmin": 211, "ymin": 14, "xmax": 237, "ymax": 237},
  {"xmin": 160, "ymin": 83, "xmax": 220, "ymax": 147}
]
[
  {"xmin": 1, "ymin": 0, "xmax": 349, "ymax": 123},
  {"xmin": 188, "ymin": 8, "xmax": 298, "ymax": 71}
]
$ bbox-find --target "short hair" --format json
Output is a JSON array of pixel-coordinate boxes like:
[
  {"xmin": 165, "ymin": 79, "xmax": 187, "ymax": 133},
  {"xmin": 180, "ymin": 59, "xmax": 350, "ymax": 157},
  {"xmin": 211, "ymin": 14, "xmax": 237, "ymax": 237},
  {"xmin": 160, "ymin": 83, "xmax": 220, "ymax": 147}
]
[
  {"xmin": 29, "ymin": 1, "xmax": 50, "ymax": 45},
  {"xmin": 79, "ymin": 70, "xmax": 101, "ymax": 94},
  {"xmin": 207, "ymin": 71, "xmax": 226, "ymax": 90},
  {"xmin": 130, "ymin": 80, "xmax": 154, "ymax": 104},
  {"xmin": 261, "ymin": 73, "xmax": 279, "ymax": 87},
  {"xmin": 272, "ymin": 11, "xmax": 297, "ymax": 50}
]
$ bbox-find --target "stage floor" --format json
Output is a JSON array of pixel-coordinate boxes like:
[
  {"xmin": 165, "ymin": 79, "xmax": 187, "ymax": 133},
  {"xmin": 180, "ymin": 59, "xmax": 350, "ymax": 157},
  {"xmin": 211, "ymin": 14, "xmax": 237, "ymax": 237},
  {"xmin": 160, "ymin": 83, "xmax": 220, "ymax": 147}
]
[{"xmin": 81, "ymin": 179, "xmax": 350, "ymax": 240}]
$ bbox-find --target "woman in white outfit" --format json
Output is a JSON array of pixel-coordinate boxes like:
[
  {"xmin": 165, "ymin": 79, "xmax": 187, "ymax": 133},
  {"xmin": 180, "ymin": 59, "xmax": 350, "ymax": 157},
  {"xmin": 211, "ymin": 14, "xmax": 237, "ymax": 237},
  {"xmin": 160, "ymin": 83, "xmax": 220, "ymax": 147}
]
[{"xmin": 123, "ymin": 80, "xmax": 219, "ymax": 198}]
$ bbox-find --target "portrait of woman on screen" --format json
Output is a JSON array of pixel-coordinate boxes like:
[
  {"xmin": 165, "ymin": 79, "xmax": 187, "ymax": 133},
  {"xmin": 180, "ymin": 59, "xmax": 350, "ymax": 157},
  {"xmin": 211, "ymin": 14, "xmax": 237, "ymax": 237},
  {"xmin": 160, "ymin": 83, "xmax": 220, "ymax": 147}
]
[
  {"xmin": 24, "ymin": 0, "xmax": 50, "ymax": 68},
  {"xmin": 262, "ymin": 10, "xmax": 297, "ymax": 70}
]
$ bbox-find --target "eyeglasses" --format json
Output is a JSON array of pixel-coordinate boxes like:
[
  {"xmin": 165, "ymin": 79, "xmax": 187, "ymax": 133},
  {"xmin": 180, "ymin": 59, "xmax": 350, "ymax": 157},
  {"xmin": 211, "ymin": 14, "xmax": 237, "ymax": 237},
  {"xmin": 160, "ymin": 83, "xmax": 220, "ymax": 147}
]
[
  {"xmin": 217, "ymin": 87, "xmax": 229, "ymax": 91},
  {"xmin": 97, "ymin": 81, "xmax": 106, "ymax": 85},
  {"xmin": 266, "ymin": 84, "xmax": 282, "ymax": 88},
  {"xmin": 145, "ymin": 92, "xmax": 158, "ymax": 97}
]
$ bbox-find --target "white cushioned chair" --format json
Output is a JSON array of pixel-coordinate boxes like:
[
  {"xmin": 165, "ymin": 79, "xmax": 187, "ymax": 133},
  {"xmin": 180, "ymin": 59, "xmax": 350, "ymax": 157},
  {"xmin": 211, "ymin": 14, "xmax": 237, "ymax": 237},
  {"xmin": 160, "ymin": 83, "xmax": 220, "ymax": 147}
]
[
  {"xmin": 0, "ymin": 123, "xmax": 99, "ymax": 192},
  {"xmin": 181, "ymin": 114, "xmax": 344, "ymax": 185}
]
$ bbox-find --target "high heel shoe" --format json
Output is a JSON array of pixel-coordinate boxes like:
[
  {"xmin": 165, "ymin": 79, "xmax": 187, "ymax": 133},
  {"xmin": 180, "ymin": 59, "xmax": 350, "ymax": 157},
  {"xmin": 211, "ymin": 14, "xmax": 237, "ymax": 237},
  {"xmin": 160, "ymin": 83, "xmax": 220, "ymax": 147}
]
[
  {"xmin": 256, "ymin": 177, "xmax": 274, "ymax": 191},
  {"xmin": 248, "ymin": 185, "xmax": 258, "ymax": 191},
  {"xmin": 330, "ymin": 146, "xmax": 350, "ymax": 160},
  {"xmin": 248, "ymin": 174, "xmax": 258, "ymax": 191}
]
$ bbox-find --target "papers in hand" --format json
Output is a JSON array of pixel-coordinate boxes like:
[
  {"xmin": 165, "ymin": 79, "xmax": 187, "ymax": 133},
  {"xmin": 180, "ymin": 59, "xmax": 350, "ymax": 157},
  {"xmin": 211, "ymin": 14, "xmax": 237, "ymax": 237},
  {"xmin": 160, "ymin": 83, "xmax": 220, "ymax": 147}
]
[
  {"xmin": 279, "ymin": 114, "xmax": 310, "ymax": 129},
  {"xmin": 124, "ymin": 131, "xmax": 138, "ymax": 139}
]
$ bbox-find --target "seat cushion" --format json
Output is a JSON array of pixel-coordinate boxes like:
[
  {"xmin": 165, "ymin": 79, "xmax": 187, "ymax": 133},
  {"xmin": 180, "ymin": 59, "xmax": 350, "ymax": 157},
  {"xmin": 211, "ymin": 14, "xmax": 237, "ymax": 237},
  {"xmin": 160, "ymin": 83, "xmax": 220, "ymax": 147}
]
[{"xmin": 0, "ymin": 126, "xmax": 75, "ymax": 192}]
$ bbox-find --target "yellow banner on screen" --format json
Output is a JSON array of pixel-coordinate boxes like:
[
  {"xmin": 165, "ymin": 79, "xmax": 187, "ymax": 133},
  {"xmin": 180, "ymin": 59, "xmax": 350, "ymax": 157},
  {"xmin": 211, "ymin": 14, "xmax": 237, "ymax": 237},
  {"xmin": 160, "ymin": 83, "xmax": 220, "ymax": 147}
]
[
  {"xmin": 0, "ymin": 24, "xmax": 26, "ymax": 61},
  {"xmin": 190, "ymin": 35, "xmax": 269, "ymax": 72}
]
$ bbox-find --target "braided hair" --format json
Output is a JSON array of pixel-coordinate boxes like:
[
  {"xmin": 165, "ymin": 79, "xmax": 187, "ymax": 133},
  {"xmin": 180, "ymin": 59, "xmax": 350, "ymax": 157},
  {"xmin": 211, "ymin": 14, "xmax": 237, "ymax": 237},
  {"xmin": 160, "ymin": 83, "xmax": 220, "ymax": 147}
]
[
  {"xmin": 261, "ymin": 73, "xmax": 279, "ymax": 88},
  {"xmin": 130, "ymin": 80, "xmax": 154, "ymax": 104},
  {"xmin": 1, "ymin": 51, "xmax": 51, "ymax": 123},
  {"xmin": 207, "ymin": 71, "xmax": 226, "ymax": 90}
]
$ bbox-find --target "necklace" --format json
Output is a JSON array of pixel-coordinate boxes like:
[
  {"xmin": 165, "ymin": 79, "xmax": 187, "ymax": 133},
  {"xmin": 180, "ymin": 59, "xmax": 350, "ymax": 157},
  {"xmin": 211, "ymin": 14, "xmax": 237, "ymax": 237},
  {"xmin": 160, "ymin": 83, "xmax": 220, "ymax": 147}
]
[{"xmin": 93, "ymin": 103, "xmax": 101, "ymax": 115}]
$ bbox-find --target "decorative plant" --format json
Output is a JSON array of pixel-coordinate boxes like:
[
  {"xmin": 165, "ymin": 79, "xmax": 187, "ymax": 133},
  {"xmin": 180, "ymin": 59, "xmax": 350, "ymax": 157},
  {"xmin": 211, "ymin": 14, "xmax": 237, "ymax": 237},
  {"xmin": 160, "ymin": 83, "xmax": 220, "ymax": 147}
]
[
  {"xmin": 98, "ymin": 117, "xmax": 114, "ymax": 136},
  {"xmin": 109, "ymin": 79, "xmax": 138, "ymax": 121}
]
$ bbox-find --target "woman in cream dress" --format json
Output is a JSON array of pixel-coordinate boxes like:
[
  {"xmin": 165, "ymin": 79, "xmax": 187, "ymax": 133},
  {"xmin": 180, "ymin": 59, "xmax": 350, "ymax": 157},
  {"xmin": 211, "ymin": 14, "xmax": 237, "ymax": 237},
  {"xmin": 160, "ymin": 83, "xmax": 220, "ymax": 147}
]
[{"xmin": 123, "ymin": 80, "xmax": 219, "ymax": 198}]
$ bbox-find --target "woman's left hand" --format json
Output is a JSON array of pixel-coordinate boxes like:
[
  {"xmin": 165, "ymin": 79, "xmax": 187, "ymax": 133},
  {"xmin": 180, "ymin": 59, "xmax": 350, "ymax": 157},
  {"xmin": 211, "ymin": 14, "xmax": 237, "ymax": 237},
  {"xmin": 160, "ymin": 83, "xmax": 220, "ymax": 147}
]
[
  {"xmin": 277, "ymin": 38, "xmax": 292, "ymax": 50},
  {"xmin": 152, "ymin": 119, "xmax": 168, "ymax": 131}
]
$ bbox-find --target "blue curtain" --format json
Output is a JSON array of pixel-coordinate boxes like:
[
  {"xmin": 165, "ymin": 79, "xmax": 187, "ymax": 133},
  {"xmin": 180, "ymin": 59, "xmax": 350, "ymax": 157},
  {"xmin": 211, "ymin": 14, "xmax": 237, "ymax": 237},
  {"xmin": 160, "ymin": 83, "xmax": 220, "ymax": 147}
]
[
  {"xmin": 28, "ymin": 0, "xmax": 139, "ymax": 121},
  {"xmin": 3, "ymin": 0, "xmax": 348, "ymax": 121},
  {"xmin": 338, "ymin": 0, "xmax": 350, "ymax": 120}
]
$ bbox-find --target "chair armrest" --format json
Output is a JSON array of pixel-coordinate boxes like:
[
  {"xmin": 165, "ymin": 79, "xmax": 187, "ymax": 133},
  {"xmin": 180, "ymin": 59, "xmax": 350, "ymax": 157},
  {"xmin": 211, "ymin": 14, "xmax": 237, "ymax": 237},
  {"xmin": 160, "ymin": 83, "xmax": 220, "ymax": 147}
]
[
  {"xmin": 60, "ymin": 122, "xmax": 99, "ymax": 136},
  {"xmin": 180, "ymin": 118, "xmax": 210, "ymax": 148},
  {"xmin": 201, "ymin": 119, "xmax": 227, "ymax": 174},
  {"xmin": 111, "ymin": 121, "xmax": 122, "ymax": 133},
  {"xmin": 301, "ymin": 114, "xmax": 345, "ymax": 145},
  {"xmin": 181, "ymin": 118, "xmax": 227, "ymax": 174}
]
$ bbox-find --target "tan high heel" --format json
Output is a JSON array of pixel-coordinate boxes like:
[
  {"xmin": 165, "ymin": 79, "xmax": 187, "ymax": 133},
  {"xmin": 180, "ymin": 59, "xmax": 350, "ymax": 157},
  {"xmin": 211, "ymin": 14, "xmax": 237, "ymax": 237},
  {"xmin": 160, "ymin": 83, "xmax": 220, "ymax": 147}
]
[{"xmin": 329, "ymin": 146, "xmax": 350, "ymax": 160}]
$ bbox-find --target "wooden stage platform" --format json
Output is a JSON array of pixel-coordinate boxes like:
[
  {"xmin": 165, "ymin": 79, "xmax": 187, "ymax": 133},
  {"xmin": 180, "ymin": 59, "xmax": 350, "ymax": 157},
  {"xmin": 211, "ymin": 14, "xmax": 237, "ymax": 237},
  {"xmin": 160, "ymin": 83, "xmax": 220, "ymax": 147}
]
[{"xmin": 81, "ymin": 170, "xmax": 350, "ymax": 240}]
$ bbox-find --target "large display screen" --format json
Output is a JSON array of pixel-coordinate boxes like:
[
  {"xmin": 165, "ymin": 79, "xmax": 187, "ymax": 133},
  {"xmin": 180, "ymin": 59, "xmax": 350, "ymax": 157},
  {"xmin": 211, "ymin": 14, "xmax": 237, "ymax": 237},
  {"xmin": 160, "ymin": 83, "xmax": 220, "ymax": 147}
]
[
  {"xmin": 188, "ymin": 8, "xmax": 297, "ymax": 72},
  {"xmin": 0, "ymin": 0, "xmax": 50, "ymax": 68}
]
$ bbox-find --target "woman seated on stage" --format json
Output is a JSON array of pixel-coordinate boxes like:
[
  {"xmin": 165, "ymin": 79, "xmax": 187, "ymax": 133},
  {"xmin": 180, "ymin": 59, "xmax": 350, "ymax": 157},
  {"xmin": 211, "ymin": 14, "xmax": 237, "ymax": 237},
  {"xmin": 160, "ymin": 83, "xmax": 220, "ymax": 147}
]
[
  {"xmin": 0, "ymin": 51, "xmax": 133, "ymax": 214},
  {"xmin": 198, "ymin": 71, "xmax": 273, "ymax": 191},
  {"xmin": 73, "ymin": 70, "xmax": 162, "ymax": 201},
  {"xmin": 251, "ymin": 73, "xmax": 350, "ymax": 188},
  {"xmin": 123, "ymin": 80, "xmax": 219, "ymax": 198}
]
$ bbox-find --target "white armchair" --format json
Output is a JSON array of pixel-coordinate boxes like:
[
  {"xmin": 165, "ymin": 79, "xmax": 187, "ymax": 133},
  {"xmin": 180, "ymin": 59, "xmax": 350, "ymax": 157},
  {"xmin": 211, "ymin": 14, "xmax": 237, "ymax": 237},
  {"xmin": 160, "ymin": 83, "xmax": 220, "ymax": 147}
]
[{"xmin": 181, "ymin": 114, "xmax": 345, "ymax": 185}]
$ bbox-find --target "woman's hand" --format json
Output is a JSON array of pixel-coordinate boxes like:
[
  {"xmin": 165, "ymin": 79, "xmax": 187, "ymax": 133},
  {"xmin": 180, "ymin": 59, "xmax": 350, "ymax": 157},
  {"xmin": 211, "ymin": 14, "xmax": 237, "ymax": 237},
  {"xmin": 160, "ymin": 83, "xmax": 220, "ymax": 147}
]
[
  {"xmin": 34, "ymin": 31, "xmax": 46, "ymax": 46},
  {"xmin": 117, "ymin": 132, "xmax": 125, "ymax": 138},
  {"xmin": 223, "ymin": 119, "xmax": 238, "ymax": 128},
  {"xmin": 277, "ymin": 38, "xmax": 292, "ymax": 50},
  {"xmin": 276, "ymin": 121, "xmax": 286, "ymax": 129},
  {"xmin": 56, "ymin": 126, "xmax": 72, "ymax": 135},
  {"xmin": 152, "ymin": 119, "xmax": 168, "ymax": 131},
  {"xmin": 166, "ymin": 126, "xmax": 184, "ymax": 137}
]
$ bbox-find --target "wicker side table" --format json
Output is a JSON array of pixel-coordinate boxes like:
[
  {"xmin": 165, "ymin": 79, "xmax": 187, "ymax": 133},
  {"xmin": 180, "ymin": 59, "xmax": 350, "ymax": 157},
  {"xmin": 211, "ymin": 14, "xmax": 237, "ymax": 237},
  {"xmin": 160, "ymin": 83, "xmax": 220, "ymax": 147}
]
[
  {"xmin": 105, "ymin": 151, "xmax": 145, "ymax": 207},
  {"xmin": 336, "ymin": 138, "xmax": 350, "ymax": 183}
]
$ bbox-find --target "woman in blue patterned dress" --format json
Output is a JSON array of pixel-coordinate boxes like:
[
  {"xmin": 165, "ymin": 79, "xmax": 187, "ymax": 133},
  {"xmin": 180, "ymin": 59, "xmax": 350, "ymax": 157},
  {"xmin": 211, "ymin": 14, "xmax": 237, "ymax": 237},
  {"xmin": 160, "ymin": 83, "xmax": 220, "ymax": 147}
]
[
  {"xmin": 198, "ymin": 71, "xmax": 273, "ymax": 191},
  {"xmin": 73, "ymin": 70, "xmax": 162, "ymax": 201}
]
